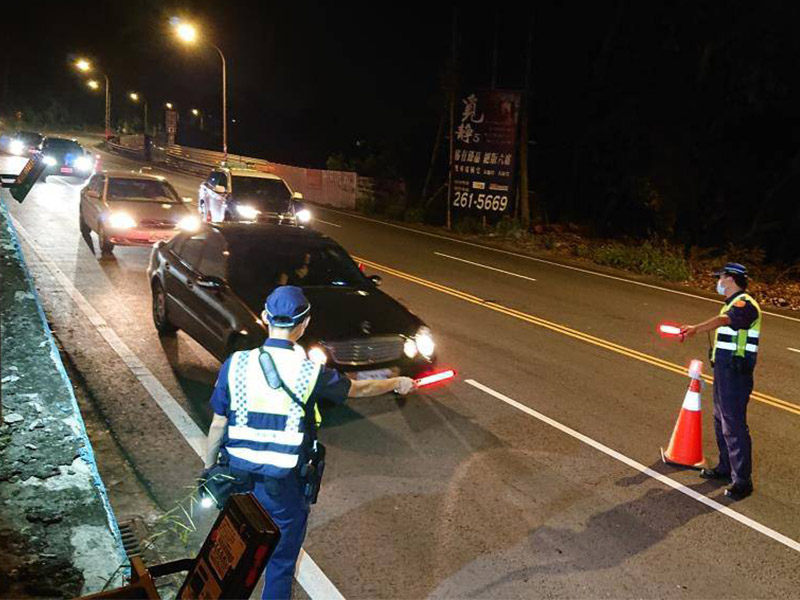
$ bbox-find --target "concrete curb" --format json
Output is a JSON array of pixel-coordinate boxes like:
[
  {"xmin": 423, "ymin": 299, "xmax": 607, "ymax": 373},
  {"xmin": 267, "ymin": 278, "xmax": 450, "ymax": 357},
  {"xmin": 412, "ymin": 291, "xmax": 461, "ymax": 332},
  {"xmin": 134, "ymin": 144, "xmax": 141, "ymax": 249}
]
[{"xmin": 1, "ymin": 195, "xmax": 128, "ymax": 597}]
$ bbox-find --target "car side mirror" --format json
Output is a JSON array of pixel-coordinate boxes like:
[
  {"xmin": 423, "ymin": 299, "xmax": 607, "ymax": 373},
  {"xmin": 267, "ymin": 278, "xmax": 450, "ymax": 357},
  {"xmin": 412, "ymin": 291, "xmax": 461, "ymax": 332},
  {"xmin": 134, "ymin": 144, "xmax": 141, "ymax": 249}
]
[
  {"xmin": 292, "ymin": 191, "xmax": 304, "ymax": 200},
  {"xmin": 86, "ymin": 190, "xmax": 100, "ymax": 199},
  {"xmin": 197, "ymin": 275, "xmax": 225, "ymax": 290},
  {"xmin": 182, "ymin": 197, "xmax": 193, "ymax": 203},
  {"xmin": 213, "ymin": 185, "xmax": 226, "ymax": 194},
  {"xmin": 368, "ymin": 275, "xmax": 382, "ymax": 287}
]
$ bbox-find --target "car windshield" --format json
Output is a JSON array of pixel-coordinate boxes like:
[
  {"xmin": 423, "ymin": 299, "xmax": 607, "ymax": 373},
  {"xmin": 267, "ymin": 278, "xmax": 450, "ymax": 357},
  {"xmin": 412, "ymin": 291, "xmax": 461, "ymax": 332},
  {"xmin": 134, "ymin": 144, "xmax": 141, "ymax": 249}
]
[
  {"xmin": 43, "ymin": 139, "xmax": 82, "ymax": 153},
  {"xmin": 227, "ymin": 239, "xmax": 366, "ymax": 308},
  {"xmin": 107, "ymin": 178, "xmax": 181, "ymax": 203},
  {"xmin": 231, "ymin": 176, "xmax": 292, "ymax": 212}
]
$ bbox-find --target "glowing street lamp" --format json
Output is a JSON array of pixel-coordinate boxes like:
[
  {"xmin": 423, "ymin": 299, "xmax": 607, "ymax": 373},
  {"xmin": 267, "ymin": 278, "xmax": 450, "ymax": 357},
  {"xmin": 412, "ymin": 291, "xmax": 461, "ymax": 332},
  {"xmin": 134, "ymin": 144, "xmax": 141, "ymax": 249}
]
[
  {"xmin": 73, "ymin": 58, "xmax": 111, "ymax": 139},
  {"xmin": 172, "ymin": 18, "xmax": 228, "ymax": 159},
  {"xmin": 191, "ymin": 108, "xmax": 200, "ymax": 116},
  {"xmin": 165, "ymin": 102, "xmax": 174, "ymax": 110},
  {"xmin": 175, "ymin": 22, "xmax": 198, "ymax": 43}
]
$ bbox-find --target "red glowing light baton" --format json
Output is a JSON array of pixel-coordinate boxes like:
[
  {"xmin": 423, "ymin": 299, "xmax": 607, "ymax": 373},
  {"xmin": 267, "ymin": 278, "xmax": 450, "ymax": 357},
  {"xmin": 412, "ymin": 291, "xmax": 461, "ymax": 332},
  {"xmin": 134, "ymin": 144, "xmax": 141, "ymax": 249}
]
[
  {"xmin": 659, "ymin": 324, "xmax": 682, "ymax": 336},
  {"xmin": 415, "ymin": 369, "xmax": 456, "ymax": 388}
]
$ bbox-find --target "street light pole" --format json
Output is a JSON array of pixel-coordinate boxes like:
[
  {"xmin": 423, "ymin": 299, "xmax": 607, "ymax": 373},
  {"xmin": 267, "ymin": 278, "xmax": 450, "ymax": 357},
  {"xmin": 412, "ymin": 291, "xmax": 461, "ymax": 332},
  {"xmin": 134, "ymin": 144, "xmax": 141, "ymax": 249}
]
[
  {"xmin": 211, "ymin": 43, "xmax": 228, "ymax": 161},
  {"xmin": 103, "ymin": 73, "xmax": 111, "ymax": 139}
]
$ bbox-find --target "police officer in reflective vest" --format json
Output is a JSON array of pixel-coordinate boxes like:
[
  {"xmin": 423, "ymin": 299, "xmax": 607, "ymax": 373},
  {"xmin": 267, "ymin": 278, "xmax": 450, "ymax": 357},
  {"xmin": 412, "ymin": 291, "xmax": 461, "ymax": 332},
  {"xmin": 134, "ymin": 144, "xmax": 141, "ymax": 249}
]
[
  {"xmin": 204, "ymin": 286, "xmax": 417, "ymax": 599},
  {"xmin": 680, "ymin": 263, "xmax": 761, "ymax": 501}
]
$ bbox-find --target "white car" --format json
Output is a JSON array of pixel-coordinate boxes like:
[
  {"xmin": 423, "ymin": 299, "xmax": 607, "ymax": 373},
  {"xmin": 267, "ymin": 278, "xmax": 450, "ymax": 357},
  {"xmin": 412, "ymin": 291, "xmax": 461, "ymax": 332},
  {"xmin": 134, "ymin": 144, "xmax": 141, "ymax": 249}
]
[
  {"xmin": 79, "ymin": 170, "xmax": 200, "ymax": 255},
  {"xmin": 197, "ymin": 167, "xmax": 311, "ymax": 226}
]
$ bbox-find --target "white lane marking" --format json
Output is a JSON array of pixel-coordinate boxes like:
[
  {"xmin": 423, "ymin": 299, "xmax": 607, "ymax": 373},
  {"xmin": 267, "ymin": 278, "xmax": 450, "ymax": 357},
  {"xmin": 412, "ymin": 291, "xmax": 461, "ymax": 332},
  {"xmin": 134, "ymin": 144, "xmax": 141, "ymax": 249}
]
[
  {"xmin": 11, "ymin": 216, "xmax": 208, "ymax": 456},
  {"xmin": 465, "ymin": 378, "xmax": 800, "ymax": 554},
  {"xmin": 788, "ymin": 348, "xmax": 800, "ymax": 354},
  {"xmin": 316, "ymin": 218, "xmax": 341, "ymax": 228},
  {"xmin": 296, "ymin": 551, "xmax": 345, "ymax": 600},
  {"xmin": 435, "ymin": 252, "xmax": 537, "ymax": 283},
  {"xmin": 319, "ymin": 208, "xmax": 800, "ymax": 325},
  {"xmin": 10, "ymin": 214, "xmax": 345, "ymax": 600}
]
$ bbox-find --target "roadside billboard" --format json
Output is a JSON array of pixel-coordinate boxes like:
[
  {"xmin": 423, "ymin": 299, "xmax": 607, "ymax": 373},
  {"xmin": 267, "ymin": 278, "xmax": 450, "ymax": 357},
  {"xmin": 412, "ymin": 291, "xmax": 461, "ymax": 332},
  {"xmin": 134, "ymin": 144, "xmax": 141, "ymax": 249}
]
[{"xmin": 450, "ymin": 90, "xmax": 521, "ymax": 220}]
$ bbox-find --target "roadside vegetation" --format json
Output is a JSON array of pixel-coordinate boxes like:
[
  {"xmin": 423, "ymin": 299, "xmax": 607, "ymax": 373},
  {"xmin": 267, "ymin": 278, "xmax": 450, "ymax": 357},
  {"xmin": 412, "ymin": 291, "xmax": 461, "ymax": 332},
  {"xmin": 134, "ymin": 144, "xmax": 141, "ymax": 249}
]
[{"xmin": 351, "ymin": 200, "xmax": 800, "ymax": 311}]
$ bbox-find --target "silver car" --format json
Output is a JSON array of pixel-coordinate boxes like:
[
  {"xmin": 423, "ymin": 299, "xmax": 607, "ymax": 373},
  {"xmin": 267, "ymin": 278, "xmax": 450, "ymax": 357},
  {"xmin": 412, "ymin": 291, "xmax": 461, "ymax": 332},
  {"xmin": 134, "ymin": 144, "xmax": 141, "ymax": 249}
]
[{"xmin": 79, "ymin": 170, "xmax": 200, "ymax": 255}]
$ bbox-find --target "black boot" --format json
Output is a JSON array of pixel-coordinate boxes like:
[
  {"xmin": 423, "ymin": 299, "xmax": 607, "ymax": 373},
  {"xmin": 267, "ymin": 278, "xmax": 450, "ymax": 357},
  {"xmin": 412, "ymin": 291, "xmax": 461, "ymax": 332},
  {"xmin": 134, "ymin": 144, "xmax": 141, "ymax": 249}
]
[
  {"xmin": 724, "ymin": 481, "xmax": 754, "ymax": 501},
  {"xmin": 699, "ymin": 467, "xmax": 732, "ymax": 482}
]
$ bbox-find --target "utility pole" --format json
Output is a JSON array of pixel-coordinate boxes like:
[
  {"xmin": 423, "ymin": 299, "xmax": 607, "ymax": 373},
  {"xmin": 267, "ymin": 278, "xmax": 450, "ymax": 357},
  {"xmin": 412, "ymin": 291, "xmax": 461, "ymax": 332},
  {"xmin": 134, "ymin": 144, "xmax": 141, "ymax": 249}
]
[
  {"xmin": 446, "ymin": 8, "xmax": 458, "ymax": 230},
  {"xmin": 518, "ymin": 11, "xmax": 534, "ymax": 228}
]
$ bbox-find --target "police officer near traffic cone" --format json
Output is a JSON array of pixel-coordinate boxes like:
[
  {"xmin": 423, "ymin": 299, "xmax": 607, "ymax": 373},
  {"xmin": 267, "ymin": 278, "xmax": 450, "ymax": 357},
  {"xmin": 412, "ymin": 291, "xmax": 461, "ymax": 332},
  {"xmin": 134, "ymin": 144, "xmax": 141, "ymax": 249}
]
[
  {"xmin": 203, "ymin": 286, "xmax": 417, "ymax": 599},
  {"xmin": 679, "ymin": 263, "xmax": 762, "ymax": 501}
]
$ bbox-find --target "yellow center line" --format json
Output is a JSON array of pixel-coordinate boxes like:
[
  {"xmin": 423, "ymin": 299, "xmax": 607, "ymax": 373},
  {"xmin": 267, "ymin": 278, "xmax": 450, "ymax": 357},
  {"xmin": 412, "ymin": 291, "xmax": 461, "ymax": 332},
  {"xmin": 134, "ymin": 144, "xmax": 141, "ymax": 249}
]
[{"xmin": 356, "ymin": 256, "xmax": 800, "ymax": 417}]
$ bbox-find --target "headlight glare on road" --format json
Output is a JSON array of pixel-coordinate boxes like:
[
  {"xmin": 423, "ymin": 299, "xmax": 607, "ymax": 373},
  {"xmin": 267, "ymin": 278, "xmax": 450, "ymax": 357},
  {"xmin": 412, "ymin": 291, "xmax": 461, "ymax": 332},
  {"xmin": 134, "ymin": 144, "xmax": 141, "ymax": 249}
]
[
  {"xmin": 296, "ymin": 209, "xmax": 312, "ymax": 223},
  {"xmin": 178, "ymin": 215, "xmax": 201, "ymax": 232},
  {"xmin": 74, "ymin": 156, "xmax": 92, "ymax": 172},
  {"xmin": 9, "ymin": 139, "xmax": 24, "ymax": 155},
  {"xmin": 308, "ymin": 346, "xmax": 328, "ymax": 365},
  {"xmin": 43, "ymin": 155, "xmax": 57, "ymax": 166},
  {"xmin": 108, "ymin": 212, "xmax": 136, "ymax": 229},
  {"xmin": 415, "ymin": 327, "xmax": 435, "ymax": 359},
  {"xmin": 236, "ymin": 204, "xmax": 260, "ymax": 220},
  {"xmin": 403, "ymin": 338, "xmax": 418, "ymax": 358}
]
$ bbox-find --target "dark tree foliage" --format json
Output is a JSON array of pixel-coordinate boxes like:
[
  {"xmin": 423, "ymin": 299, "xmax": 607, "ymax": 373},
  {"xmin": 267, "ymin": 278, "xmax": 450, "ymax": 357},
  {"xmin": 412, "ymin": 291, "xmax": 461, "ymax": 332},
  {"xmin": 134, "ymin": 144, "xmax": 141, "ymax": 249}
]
[{"xmin": 524, "ymin": 1, "xmax": 800, "ymax": 261}]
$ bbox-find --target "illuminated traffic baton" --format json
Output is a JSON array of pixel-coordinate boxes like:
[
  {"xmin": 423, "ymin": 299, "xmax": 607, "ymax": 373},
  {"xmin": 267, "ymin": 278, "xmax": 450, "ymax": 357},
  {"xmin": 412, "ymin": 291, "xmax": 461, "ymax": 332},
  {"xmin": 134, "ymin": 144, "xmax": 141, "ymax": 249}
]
[
  {"xmin": 658, "ymin": 323, "xmax": 688, "ymax": 341},
  {"xmin": 659, "ymin": 324, "xmax": 682, "ymax": 336},
  {"xmin": 414, "ymin": 369, "xmax": 456, "ymax": 388}
]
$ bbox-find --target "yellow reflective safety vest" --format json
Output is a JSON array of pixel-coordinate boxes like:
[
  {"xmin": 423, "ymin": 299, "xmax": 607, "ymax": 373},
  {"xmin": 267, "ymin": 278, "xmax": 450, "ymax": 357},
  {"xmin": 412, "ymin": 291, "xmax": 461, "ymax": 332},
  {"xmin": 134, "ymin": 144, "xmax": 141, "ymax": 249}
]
[
  {"xmin": 225, "ymin": 345, "xmax": 321, "ymax": 478},
  {"xmin": 712, "ymin": 292, "xmax": 762, "ymax": 367}
]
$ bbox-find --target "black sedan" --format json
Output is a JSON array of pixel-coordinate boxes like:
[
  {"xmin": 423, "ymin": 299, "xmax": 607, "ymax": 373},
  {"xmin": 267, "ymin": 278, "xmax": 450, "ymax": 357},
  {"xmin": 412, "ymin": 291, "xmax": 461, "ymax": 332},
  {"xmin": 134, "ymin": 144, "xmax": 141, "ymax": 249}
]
[
  {"xmin": 38, "ymin": 136, "xmax": 95, "ymax": 182},
  {"xmin": 147, "ymin": 223, "xmax": 437, "ymax": 378}
]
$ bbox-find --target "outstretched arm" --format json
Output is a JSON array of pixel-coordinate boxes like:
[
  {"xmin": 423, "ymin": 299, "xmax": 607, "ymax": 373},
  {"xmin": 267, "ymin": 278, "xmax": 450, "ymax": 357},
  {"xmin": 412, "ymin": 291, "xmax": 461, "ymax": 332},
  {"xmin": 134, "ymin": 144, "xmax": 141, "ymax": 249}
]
[
  {"xmin": 348, "ymin": 377, "xmax": 416, "ymax": 398},
  {"xmin": 680, "ymin": 315, "xmax": 731, "ymax": 340}
]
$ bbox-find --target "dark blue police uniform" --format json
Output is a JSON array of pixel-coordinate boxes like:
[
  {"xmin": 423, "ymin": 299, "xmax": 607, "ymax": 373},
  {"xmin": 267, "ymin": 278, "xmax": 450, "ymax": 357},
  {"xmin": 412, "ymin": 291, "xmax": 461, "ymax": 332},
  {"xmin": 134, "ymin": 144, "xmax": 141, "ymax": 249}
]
[
  {"xmin": 210, "ymin": 339, "xmax": 351, "ymax": 599},
  {"xmin": 710, "ymin": 287, "xmax": 761, "ymax": 491}
]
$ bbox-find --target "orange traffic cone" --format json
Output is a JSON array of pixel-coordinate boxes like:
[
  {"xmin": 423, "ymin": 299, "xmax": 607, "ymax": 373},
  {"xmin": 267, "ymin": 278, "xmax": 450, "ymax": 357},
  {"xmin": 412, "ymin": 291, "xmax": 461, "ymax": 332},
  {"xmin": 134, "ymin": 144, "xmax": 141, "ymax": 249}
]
[{"xmin": 661, "ymin": 359, "xmax": 706, "ymax": 468}]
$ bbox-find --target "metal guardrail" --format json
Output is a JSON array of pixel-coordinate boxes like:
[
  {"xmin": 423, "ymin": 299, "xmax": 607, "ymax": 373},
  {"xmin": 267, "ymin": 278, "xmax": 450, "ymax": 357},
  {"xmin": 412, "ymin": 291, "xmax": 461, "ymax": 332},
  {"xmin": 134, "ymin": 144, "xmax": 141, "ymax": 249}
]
[{"xmin": 105, "ymin": 139, "xmax": 145, "ymax": 160}]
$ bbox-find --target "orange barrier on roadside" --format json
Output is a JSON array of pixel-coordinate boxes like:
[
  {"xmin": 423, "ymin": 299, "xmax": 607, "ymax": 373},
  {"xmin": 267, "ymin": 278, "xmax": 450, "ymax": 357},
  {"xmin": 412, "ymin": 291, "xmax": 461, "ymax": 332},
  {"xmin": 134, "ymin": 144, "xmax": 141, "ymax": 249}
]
[{"xmin": 661, "ymin": 359, "xmax": 707, "ymax": 468}]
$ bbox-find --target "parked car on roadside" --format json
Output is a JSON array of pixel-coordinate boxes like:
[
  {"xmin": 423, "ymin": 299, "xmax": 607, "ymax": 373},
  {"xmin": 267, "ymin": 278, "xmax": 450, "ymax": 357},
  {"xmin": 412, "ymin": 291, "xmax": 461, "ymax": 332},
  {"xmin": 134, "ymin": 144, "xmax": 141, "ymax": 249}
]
[
  {"xmin": 197, "ymin": 167, "xmax": 311, "ymax": 226},
  {"xmin": 147, "ymin": 222, "xmax": 437, "ymax": 377},
  {"xmin": 80, "ymin": 170, "xmax": 200, "ymax": 255}
]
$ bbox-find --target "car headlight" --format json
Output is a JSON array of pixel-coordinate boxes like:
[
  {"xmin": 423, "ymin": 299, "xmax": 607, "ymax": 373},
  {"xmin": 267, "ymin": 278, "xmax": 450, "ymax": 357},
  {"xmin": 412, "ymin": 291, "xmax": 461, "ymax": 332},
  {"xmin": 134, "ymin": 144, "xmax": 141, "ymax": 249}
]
[
  {"xmin": 43, "ymin": 155, "xmax": 57, "ymax": 166},
  {"xmin": 415, "ymin": 327, "xmax": 435, "ymax": 359},
  {"xmin": 236, "ymin": 204, "xmax": 260, "ymax": 220},
  {"xmin": 108, "ymin": 212, "xmax": 136, "ymax": 229},
  {"xmin": 177, "ymin": 215, "xmax": 201, "ymax": 232},
  {"xmin": 9, "ymin": 140, "xmax": 24, "ymax": 155},
  {"xmin": 296, "ymin": 209, "xmax": 312, "ymax": 223},
  {"xmin": 403, "ymin": 338, "xmax": 418, "ymax": 358},
  {"xmin": 308, "ymin": 346, "xmax": 328, "ymax": 365},
  {"xmin": 74, "ymin": 156, "xmax": 92, "ymax": 172}
]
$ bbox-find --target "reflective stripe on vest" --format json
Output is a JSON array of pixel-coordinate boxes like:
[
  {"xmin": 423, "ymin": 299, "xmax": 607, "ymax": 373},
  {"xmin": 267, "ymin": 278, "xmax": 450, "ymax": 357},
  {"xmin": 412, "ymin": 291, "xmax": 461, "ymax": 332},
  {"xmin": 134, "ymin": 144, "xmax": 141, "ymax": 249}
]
[
  {"xmin": 712, "ymin": 293, "xmax": 762, "ymax": 364},
  {"xmin": 226, "ymin": 345, "xmax": 321, "ymax": 478}
]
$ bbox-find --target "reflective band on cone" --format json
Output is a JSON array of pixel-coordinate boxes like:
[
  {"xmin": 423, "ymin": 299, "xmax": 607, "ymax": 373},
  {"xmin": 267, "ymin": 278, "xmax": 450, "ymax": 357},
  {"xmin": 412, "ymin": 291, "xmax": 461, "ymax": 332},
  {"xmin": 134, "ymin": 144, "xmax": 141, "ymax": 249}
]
[{"xmin": 661, "ymin": 359, "xmax": 706, "ymax": 469}]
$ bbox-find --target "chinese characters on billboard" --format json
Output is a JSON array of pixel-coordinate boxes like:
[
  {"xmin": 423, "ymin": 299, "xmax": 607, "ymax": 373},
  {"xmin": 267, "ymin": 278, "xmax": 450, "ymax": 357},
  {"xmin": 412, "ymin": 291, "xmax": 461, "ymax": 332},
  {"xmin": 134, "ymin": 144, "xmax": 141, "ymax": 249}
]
[{"xmin": 451, "ymin": 91, "xmax": 521, "ymax": 218}]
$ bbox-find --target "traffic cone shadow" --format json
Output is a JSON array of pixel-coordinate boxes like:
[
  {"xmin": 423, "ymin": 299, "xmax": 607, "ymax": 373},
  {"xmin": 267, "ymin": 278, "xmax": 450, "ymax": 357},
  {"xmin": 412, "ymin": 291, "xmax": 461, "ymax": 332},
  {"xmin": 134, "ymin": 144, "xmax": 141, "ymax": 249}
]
[{"xmin": 661, "ymin": 359, "xmax": 707, "ymax": 470}]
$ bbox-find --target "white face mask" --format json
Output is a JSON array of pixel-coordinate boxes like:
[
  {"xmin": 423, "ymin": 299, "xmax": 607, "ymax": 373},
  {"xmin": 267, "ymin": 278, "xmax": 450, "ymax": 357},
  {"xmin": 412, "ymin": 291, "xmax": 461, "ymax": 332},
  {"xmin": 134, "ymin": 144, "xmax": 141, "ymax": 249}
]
[{"xmin": 716, "ymin": 281, "xmax": 727, "ymax": 296}]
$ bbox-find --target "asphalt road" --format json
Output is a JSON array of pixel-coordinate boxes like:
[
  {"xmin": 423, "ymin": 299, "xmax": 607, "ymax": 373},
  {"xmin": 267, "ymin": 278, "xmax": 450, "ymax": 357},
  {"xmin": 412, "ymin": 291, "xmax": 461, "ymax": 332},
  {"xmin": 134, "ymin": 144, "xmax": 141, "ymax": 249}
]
[{"xmin": 2, "ymin": 146, "xmax": 799, "ymax": 598}]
